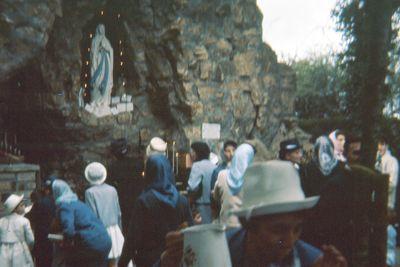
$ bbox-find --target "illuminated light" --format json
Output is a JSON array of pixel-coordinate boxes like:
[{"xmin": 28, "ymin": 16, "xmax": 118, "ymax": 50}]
[
  {"xmin": 141, "ymin": 171, "xmax": 145, "ymax": 177},
  {"xmin": 119, "ymin": 40, "xmax": 122, "ymax": 45},
  {"xmin": 84, "ymin": 73, "xmax": 88, "ymax": 78},
  {"xmin": 118, "ymin": 14, "xmax": 121, "ymax": 19},
  {"xmin": 84, "ymin": 83, "xmax": 87, "ymax": 88},
  {"xmin": 101, "ymin": 10, "xmax": 104, "ymax": 16},
  {"xmin": 88, "ymin": 48, "xmax": 90, "ymax": 52},
  {"xmin": 120, "ymin": 51, "xmax": 123, "ymax": 56},
  {"xmin": 86, "ymin": 61, "xmax": 89, "ymax": 65},
  {"xmin": 122, "ymin": 81, "xmax": 126, "ymax": 86},
  {"xmin": 120, "ymin": 62, "xmax": 123, "ymax": 66},
  {"xmin": 89, "ymin": 33, "xmax": 93, "ymax": 38}
]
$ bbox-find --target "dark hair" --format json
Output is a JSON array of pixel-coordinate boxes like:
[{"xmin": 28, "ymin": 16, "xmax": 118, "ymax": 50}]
[
  {"xmin": 335, "ymin": 129, "xmax": 345, "ymax": 138},
  {"xmin": 378, "ymin": 137, "xmax": 388, "ymax": 145},
  {"xmin": 223, "ymin": 140, "xmax": 238, "ymax": 150},
  {"xmin": 191, "ymin": 142, "xmax": 210, "ymax": 161}
]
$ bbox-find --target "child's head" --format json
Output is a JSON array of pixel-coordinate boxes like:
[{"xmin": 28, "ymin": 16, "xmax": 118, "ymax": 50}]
[
  {"xmin": 3, "ymin": 194, "xmax": 25, "ymax": 215},
  {"xmin": 14, "ymin": 201, "xmax": 25, "ymax": 215}
]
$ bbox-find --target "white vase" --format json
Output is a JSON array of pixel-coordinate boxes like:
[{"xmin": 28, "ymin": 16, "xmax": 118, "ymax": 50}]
[{"xmin": 181, "ymin": 224, "xmax": 232, "ymax": 267}]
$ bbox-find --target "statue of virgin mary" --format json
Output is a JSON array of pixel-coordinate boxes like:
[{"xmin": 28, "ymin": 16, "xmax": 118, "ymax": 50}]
[{"xmin": 90, "ymin": 24, "xmax": 113, "ymax": 107}]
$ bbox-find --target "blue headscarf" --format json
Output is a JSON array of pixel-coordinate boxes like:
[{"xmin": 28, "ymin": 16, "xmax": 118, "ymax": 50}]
[
  {"xmin": 227, "ymin": 143, "xmax": 255, "ymax": 195},
  {"xmin": 52, "ymin": 179, "xmax": 78, "ymax": 206},
  {"xmin": 144, "ymin": 154, "xmax": 179, "ymax": 208}
]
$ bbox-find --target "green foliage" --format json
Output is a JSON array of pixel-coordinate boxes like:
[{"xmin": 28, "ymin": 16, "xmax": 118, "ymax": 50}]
[
  {"xmin": 385, "ymin": 10, "xmax": 400, "ymax": 116},
  {"xmin": 333, "ymin": 0, "xmax": 396, "ymax": 166},
  {"xmin": 291, "ymin": 55, "xmax": 346, "ymax": 119}
]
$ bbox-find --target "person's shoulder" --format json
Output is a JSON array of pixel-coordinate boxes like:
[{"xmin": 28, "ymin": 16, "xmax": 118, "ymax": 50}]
[
  {"xmin": 85, "ymin": 186, "xmax": 96, "ymax": 194},
  {"xmin": 137, "ymin": 191, "xmax": 156, "ymax": 209},
  {"xmin": 19, "ymin": 215, "xmax": 31, "ymax": 225},
  {"xmin": 106, "ymin": 183, "xmax": 118, "ymax": 193},
  {"xmin": 191, "ymin": 161, "xmax": 201, "ymax": 169}
]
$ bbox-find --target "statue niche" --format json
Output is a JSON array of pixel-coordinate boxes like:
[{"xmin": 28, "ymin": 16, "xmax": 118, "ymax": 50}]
[{"xmin": 85, "ymin": 24, "xmax": 114, "ymax": 117}]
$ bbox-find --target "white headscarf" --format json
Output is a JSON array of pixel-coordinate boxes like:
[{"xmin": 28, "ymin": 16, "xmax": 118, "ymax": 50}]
[{"xmin": 329, "ymin": 130, "xmax": 347, "ymax": 162}]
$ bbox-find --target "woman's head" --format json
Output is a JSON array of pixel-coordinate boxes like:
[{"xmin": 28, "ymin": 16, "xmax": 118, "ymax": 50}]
[
  {"xmin": 145, "ymin": 137, "xmax": 167, "ymax": 158},
  {"xmin": 313, "ymin": 136, "xmax": 338, "ymax": 176},
  {"xmin": 144, "ymin": 154, "xmax": 179, "ymax": 208},
  {"xmin": 223, "ymin": 140, "xmax": 237, "ymax": 163},
  {"xmin": 52, "ymin": 179, "xmax": 78, "ymax": 205},
  {"xmin": 145, "ymin": 154, "xmax": 174, "ymax": 187},
  {"xmin": 190, "ymin": 142, "xmax": 210, "ymax": 162},
  {"xmin": 329, "ymin": 129, "xmax": 346, "ymax": 154}
]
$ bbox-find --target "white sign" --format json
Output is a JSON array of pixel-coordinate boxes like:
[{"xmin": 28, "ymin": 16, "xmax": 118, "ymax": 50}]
[{"xmin": 202, "ymin": 123, "xmax": 220, "ymax": 140}]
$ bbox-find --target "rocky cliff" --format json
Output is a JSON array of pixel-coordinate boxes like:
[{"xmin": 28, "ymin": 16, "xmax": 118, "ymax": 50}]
[{"xmin": 0, "ymin": 0, "xmax": 306, "ymax": 182}]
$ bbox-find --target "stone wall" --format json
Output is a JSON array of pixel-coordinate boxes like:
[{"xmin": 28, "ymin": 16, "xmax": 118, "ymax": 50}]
[{"xmin": 0, "ymin": 0, "xmax": 308, "ymax": 182}]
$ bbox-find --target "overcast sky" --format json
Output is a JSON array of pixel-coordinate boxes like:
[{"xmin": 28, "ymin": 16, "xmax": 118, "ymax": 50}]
[{"xmin": 256, "ymin": 0, "xmax": 343, "ymax": 61}]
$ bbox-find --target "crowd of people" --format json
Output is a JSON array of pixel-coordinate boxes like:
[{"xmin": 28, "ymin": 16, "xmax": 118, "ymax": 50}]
[{"xmin": 0, "ymin": 130, "xmax": 397, "ymax": 267}]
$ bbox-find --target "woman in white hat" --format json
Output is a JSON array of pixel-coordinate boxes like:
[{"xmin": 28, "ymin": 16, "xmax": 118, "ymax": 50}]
[
  {"xmin": 0, "ymin": 194, "xmax": 34, "ymax": 267},
  {"xmin": 161, "ymin": 161, "xmax": 348, "ymax": 267},
  {"xmin": 84, "ymin": 162, "xmax": 124, "ymax": 267},
  {"xmin": 146, "ymin": 137, "xmax": 167, "ymax": 158}
]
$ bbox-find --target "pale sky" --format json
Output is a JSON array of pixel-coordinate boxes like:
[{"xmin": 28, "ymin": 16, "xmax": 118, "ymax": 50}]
[{"xmin": 256, "ymin": 0, "xmax": 343, "ymax": 61}]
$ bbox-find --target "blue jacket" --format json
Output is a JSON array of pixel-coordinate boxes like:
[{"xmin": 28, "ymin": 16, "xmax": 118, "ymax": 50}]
[
  {"xmin": 187, "ymin": 159, "xmax": 216, "ymax": 204},
  {"xmin": 57, "ymin": 200, "xmax": 111, "ymax": 257}
]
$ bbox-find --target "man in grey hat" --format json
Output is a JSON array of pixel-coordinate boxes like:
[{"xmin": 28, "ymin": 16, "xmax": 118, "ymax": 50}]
[{"xmin": 159, "ymin": 161, "xmax": 347, "ymax": 267}]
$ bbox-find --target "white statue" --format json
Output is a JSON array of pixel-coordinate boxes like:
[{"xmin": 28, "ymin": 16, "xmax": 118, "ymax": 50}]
[
  {"xmin": 78, "ymin": 87, "xmax": 84, "ymax": 108},
  {"xmin": 89, "ymin": 24, "xmax": 113, "ymax": 108}
]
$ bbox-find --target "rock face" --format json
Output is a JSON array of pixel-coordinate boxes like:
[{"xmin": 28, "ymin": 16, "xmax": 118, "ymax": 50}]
[{"xmin": 0, "ymin": 0, "xmax": 303, "ymax": 182}]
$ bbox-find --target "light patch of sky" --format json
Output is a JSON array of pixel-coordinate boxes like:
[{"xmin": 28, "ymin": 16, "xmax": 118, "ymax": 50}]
[{"xmin": 256, "ymin": 0, "xmax": 344, "ymax": 61}]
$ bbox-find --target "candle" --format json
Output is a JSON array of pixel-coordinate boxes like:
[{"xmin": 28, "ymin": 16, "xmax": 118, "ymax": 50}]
[
  {"xmin": 172, "ymin": 141, "xmax": 175, "ymax": 174},
  {"xmin": 176, "ymin": 152, "xmax": 179, "ymax": 177}
]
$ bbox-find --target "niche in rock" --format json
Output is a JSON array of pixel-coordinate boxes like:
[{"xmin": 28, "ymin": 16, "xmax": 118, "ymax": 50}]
[{"xmin": 80, "ymin": 2, "xmax": 138, "ymax": 117}]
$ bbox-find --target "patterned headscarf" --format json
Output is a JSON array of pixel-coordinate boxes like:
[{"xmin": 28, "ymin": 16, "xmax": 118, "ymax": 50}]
[{"xmin": 313, "ymin": 136, "xmax": 338, "ymax": 176}]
